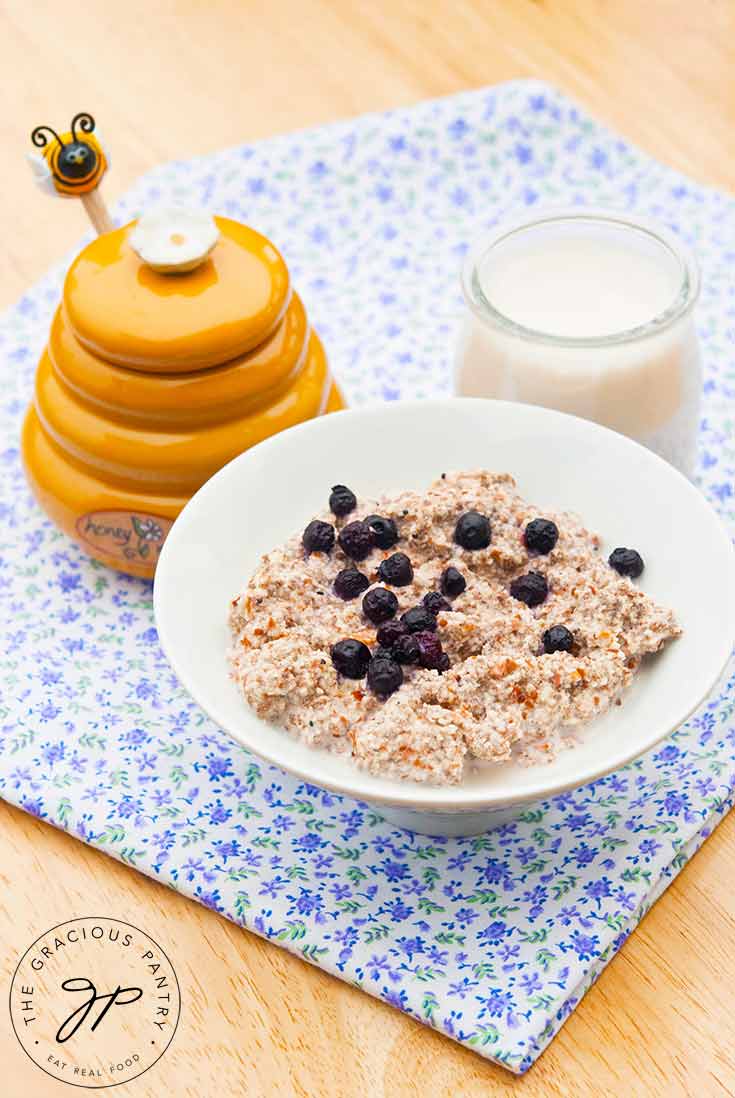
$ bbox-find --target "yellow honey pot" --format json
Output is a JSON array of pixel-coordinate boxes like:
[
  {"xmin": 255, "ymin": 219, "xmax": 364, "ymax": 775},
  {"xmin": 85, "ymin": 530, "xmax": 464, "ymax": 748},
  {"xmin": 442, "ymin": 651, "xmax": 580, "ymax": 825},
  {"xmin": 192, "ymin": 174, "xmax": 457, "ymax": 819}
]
[{"xmin": 22, "ymin": 214, "xmax": 345, "ymax": 578}]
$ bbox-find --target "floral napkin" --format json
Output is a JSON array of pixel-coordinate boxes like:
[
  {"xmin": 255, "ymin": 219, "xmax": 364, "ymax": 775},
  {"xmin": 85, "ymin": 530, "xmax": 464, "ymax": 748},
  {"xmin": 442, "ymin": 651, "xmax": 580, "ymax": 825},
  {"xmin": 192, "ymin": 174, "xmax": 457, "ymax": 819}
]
[{"xmin": 1, "ymin": 80, "xmax": 734, "ymax": 1073}]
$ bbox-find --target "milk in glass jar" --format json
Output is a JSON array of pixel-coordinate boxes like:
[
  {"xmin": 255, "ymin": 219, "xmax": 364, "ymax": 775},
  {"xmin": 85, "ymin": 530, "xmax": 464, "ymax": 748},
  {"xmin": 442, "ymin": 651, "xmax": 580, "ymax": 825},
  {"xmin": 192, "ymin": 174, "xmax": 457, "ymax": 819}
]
[{"xmin": 455, "ymin": 209, "xmax": 702, "ymax": 475}]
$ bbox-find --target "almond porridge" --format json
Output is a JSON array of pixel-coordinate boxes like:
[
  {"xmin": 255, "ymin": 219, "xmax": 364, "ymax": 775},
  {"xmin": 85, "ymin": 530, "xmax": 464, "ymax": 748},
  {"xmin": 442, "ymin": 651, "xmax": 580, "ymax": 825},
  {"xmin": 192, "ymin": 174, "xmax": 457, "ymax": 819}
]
[{"xmin": 228, "ymin": 471, "xmax": 680, "ymax": 785}]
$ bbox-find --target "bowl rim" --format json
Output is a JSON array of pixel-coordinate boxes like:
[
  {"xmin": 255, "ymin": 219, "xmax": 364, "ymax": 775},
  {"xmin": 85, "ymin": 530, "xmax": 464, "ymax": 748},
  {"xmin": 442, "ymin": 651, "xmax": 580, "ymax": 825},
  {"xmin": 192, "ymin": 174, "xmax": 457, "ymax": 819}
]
[{"xmin": 154, "ymin": 397, "xmax": 735, "ymax": 812}]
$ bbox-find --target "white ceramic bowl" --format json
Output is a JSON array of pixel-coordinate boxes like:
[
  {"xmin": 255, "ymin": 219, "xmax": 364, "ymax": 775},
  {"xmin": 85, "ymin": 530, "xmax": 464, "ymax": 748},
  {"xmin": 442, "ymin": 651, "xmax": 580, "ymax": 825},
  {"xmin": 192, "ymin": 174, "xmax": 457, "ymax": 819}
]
[{"xmin": 154, "ymin": 399, "xmax": 735, "ymax": 835}]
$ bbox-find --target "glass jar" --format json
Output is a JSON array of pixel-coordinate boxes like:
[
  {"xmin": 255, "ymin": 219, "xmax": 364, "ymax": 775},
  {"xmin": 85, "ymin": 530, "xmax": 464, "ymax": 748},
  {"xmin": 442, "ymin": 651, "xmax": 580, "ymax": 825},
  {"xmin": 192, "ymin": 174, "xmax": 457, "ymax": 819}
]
[{"xmin": 455, "ymin": 208, "xmax": 702, "ymax": 476}]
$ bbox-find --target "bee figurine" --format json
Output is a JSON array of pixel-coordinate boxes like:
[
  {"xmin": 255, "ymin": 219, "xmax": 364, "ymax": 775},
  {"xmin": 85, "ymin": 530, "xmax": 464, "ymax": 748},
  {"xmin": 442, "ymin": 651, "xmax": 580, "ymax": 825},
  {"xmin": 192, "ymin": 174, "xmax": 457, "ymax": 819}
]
[{"xmin": 28, "ymin": 112, "xmax": 113, "ymax": 234}]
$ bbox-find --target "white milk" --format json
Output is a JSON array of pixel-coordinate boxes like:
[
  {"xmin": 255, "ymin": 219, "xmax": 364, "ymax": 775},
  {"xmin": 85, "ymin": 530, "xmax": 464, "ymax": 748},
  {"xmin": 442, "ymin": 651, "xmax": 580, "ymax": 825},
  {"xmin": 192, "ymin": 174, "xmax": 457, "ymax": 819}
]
[{"xmin": 456, "ymin": 212, "xmax": 702, "ymax": 475}]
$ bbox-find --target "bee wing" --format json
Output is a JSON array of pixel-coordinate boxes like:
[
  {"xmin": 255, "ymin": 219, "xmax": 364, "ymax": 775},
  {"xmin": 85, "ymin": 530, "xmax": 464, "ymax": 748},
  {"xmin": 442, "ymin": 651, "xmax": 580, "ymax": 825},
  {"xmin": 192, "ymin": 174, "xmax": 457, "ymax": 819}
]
[{"xmin": 26, "ymin": 152, "xmax": 60, "ymax": 197}]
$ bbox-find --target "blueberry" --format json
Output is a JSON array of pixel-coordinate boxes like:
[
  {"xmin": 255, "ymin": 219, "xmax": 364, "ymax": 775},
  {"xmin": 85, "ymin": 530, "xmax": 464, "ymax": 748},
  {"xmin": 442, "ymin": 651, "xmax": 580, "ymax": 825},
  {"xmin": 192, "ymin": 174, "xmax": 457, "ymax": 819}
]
[
  {"xmin": 393, "ymin": 634, "xmax": 421, "ymax": 665},
  {"xmin": 422, "ymin": 591, "xmax": 452, "ymax": 616},
  {"xmin": 367, "ymin": 655, "xmax": 403, "ymax": 696},
  {"xmin": 329, "ymin": 484, "xmax": 357, "ymax": 517},
  {"xmin": 542, "ymin": 625, "xmax": 575, "ymax": 653},
  {"xmin": 376, "ymin": 619, "xmax": 409, "ymax": 648},
  {"xmin": 333, "ymin": 568, "xmax": 370, "ymax": 600},
  {"xmin": 302, "ymin": 519, "xmax": 335, "ymax": 554},
  {"xmin": 609, "ymin": 547, "xmax": 644, "ymax": 579},
  {"xmin": 509, "ymin": 571, "xmax": 548, "ymax": 607},
  {"xmin": 330, "ymin": 638, "xmax": 370, "ymax": 678},
  {"xmin": 401, "ymin": 605, "xmax": 437, "ymax": 633},
  {"xmin": 372, "ymin": 646, "xmax": 394, "ymax": 661},
  {"xmin": 440, "ymin": 566, "xmax": 466, "ymax": 598},
  {"xmin": 377, "ymin": 552, "xmax": 414, "ymax": 587},
  {"xmin": 454, "ymin": 511, "xmax": 492, "ymax": 550},
  {"xmin": 364, "ymin": 514, "xmax": 399, "ymax": 550},
  {"xmin": 338, "ymin": 520, "xmax": 373, "ymax": 561},
  {"xmin": 362, "ymin": 586, "xmax": 399, "ymax": 624},
  {"xmin": 524, "ymin": 518, "xmax": 559, "ymax": 555},
  {"xmin": 414, "ymin": 631, "xmax": 449, "ymax": 671}
]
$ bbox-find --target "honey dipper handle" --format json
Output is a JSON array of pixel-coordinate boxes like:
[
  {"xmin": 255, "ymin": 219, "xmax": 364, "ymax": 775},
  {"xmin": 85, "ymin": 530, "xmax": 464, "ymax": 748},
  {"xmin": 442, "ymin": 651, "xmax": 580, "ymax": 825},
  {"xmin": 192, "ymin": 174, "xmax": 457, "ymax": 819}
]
[{"xmin": 81, "ymin": 189, "xmax": 114, "ymax": 235}]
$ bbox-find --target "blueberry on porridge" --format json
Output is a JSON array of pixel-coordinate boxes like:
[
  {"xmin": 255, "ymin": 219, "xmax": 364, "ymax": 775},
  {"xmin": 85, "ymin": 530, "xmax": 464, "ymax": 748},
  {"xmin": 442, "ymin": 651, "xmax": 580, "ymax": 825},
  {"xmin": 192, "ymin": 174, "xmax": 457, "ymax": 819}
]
[
  {"xmin": 338, "ymin": 520, "xmax": 373, "ymax": 561},
  {"xmin": 542, "ymin": 625, "xmax": 575, "ymax": 654},
  {"xmin": 414, "ymin": 631, "xmax": 449, "ymax": 671},
  {"xmin": 510, "ymin": 571, "xmax": 549, "ymax": 608},
  {"xmin": 524, "ymin": 518, "xmax": 559, "ymax": 554},
  {"xmin": 454, "ymin": 510, "xmax": 492, "ymax": 550},
  {"xmin": 367, "ymin": 655, "xmax": 403, "ymax": 697},
  {"xmin": 302, "ymin": 519, "xmax": 335, "ymax": 554},
  {"xmin": 363, "ymin": 586, "xmax": 399, "ymax": 624},
  {"xmin": 364, "ymin": 514, "xmax": 399, "ymax": 549},
  {"xmin": 331, "ymin": 638, "xmax": 371, "ymax": 679},
  {"xmin": 376, "ymin": 619, "xmax": 409, "ymax": 648},
  {"xmin": 329, "ymin": 484, "xmax": 357, "ymax": 517},
  {"xmin": 609, "ymin": 547, "xmax": 645, "ymax": 578},
  {"xmin": 440, "ymin": 566, "xmax": 466, "ymax": 598},
  {"xmin": 229, "ymin": 471, "xmax": 680, "ymax": 785},
  {"xmin": 377, "ymin": 552, "xmax": 414, "ymax": 586},
  {"xmin": 423, "ymin": 591, "xmax": 452, "ymax": 615},
  {"xmin": 333, "ymin": 567, "xmax": 370, "ymax": 601},
  {"xmin": 392, "ymin": 633, "xmax": 421, "ymax": 665},
  {"xmin": 401, "ymin": 605, "xmax": 438, "ymax": 634}
]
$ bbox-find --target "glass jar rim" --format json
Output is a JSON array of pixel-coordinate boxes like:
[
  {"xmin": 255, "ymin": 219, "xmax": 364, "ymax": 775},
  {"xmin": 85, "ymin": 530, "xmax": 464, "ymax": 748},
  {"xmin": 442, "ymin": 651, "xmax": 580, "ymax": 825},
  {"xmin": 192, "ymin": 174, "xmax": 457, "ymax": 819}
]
[{"xmin": 461, "ymin": 207, "xmax": 701, "ymax": 347}]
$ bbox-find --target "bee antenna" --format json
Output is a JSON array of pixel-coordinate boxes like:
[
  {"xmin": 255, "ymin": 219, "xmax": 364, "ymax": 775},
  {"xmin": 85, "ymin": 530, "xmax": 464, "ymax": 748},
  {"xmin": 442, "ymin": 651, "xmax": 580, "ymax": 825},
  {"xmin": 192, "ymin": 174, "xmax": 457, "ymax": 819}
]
[
  {"xmin": 31, "ymin": 125, "xmax": 64, "ymax": 150},
  {"xmin": 70, "ymin": 113, "xmax": 96, "ymax": 143}
]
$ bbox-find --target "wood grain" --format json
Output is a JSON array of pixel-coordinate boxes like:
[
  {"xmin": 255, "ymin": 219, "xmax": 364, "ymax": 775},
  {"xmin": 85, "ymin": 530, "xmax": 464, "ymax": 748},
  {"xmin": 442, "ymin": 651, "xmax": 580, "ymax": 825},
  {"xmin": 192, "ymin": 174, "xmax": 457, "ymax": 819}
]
[{"xmin": 2, "ymin": 2, "xmax": 735, "ymax": 1094}]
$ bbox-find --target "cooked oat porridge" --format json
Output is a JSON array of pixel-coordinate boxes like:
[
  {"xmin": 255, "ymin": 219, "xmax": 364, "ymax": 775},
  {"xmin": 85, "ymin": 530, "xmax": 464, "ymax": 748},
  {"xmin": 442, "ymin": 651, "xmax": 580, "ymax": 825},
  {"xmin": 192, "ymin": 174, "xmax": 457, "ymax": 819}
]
[{"xmin": 228, "ymin": 471, "xmax": 680, "ymax": 785}]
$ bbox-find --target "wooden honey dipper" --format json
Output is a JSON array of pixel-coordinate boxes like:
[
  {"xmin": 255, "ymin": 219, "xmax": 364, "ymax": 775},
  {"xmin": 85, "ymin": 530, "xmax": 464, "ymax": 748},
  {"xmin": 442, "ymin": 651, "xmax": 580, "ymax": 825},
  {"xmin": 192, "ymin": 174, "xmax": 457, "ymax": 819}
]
[{"xmin": 28, "ymin": 111, "xmax": 114, "ymax": 234}]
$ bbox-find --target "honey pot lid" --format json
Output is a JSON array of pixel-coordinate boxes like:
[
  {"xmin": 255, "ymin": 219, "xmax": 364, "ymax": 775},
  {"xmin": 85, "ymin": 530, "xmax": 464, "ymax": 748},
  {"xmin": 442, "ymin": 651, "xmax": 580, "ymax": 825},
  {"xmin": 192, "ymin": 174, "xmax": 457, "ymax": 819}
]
[{"xmin": 63, "ymin": 214, "xmax": 291, "ymax": 373}]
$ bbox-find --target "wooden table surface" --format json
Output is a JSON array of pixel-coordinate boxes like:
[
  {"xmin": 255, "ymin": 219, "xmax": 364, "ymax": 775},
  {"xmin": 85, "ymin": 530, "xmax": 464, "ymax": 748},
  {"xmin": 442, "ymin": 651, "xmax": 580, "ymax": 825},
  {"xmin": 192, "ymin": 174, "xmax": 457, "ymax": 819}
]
[{"xmin": 2, "ymin": 2, "xmax": 735, "ymax": 1094}]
